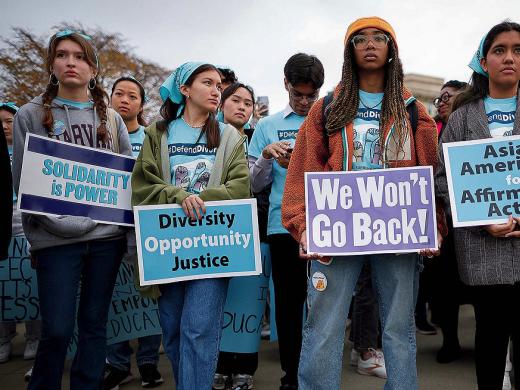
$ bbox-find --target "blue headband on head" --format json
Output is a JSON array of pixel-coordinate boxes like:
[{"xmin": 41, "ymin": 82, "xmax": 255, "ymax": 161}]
[
  {"xmin": 468, "ymin": 34, "xmax": 489, "ymax": 78},
  {"xmin": 0, "ymin": 102, "xmax": 19, "ymax": 113},
  {"xmin": 159, "ymin": 62, "xmax": 205, "ymax": 117},
  {"xmin": 52, "ymin": 29, "xmax": 99, "ymax": 69}
]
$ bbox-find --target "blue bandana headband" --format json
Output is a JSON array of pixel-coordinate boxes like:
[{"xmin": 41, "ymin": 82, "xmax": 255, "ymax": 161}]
[
  {"xmin": 0, "ymin": 102, "xmax": 19, "ymax": 113},
  {"xmin": 52, "ymin": 30, "xmax": 99, "ymax": 69},
  {"xmin": 468, "ymin": 34, "xmax": 489, "ymax": 78},
  {"xmin": 159, "ymin": 62, "xmax": 205, "ymax": 117}
]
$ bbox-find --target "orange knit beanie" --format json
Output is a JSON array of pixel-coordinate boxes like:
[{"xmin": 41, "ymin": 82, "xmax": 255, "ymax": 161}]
[{"xmin": 344, "ymin": 17, "xmax": 397, "ymax": 48}]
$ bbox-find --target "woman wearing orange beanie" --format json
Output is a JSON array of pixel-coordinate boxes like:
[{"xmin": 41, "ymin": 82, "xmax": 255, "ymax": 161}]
[{"xmin": 282, "ymin": 17, "xmax": 445, "ymax": 389}]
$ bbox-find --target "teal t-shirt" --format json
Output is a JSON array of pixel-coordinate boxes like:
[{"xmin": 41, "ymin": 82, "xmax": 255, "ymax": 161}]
[
  {"xmin": 128, "ymin": 125, "xmax": 146, "ymax": 157},
  {"xmin": 248, "ymin": 109, "xmax": 306, "ymax": 235},
  {"xmin": 352, "ymin": 90, "xmax": 384, "ymax": 170},
  {"xmin": 167, "ymin": 119, "xmax": 224, "ymax": 194},
  {"xmin": 484, "ymin": 96, "xmax": 516, "ymax": 138},
  {"xmin": 53, "ymin": 97, "xmax": 94, "ymax": 109}
]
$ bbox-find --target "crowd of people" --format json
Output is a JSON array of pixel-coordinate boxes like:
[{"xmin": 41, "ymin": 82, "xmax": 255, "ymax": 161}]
[{"xmin": 0, "ymin": 15, "xmax": 519, "ymax": 390}]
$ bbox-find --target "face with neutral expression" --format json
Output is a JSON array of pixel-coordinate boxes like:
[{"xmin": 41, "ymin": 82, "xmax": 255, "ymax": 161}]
[
  {"xmin": 111, "ymin": 80, "xmax": 143, "ymax": 123},
  {"xmin": 481, "ymin": 30, "xmax": 520, "ymax": 91},
  {"xmin": 0, "ymin": 109, "xmax": 14, "ymax": 145},
  {"xmin": 181, "ymin": 70, "xmax": 222, "ymax": 113},
  {"xmin": 222, "ymin": 87, "xmax": 254, "ymax": 130},
  {"xmin": 52, "ymin": 39, "xmax": 96, "ymax": 89},
  {"xmin": 352, "ymin": 27, "xmax": 390, "ymax": 72}
]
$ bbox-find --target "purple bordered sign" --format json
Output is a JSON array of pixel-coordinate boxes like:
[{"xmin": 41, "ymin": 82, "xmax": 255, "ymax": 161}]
[
  {"xmin": 305, "ymin": 167, "xmax": 438, "ymax": 256},
  {"xmin": 17, "ymin": 134, "xmax": 135, "ymax": 226}
]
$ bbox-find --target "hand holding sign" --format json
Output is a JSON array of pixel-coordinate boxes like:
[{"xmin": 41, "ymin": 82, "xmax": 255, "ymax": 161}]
[
  {"xmin": 182, "ymin": 194, "xmax": 206, "ymax": 220},
  {"xmin": 298, "ymin": 229, "xmax": 330, "ymax": 262},
  {"xmin": 485, "ymin": 215, "xmax": 520, "ymax": 238}
]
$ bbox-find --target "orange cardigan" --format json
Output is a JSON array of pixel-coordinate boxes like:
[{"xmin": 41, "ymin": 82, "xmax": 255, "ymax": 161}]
[{"xmin": 281, "ymin": 88, "xmax": 447, "ymax": 243}]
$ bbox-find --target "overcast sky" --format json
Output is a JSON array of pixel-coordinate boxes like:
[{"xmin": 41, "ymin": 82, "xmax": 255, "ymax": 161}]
[{"xmin": 2, "ymin": 0, "xmax": 519, "ymax": 111}]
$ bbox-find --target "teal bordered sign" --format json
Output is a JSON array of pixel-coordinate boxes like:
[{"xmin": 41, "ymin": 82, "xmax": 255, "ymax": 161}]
[
  {"xmin": 134, "ymin": 199, "xmax": 262, "ymax": 285},
  {"xmin": 443, "ymin": 135, "xmax": 520, "ymax": 227}
]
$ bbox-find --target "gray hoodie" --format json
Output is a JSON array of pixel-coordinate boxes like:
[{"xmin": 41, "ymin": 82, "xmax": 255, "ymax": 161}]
[{"xmin": 12, "ymin": 95, "xmax": 132, "ymax": 251}]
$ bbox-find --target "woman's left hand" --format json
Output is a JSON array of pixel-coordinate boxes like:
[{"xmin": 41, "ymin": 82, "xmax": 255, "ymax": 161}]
[
  {"xmin": 181, "ymin": 194, "xmax": 206, "ymax": 220},
  {"xmin": 419, "ymin": 231, "xmax": 443, "ymax": 258}
]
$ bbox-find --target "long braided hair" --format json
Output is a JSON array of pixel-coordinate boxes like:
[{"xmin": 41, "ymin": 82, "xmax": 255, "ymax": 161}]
[
  {"xmin": 325, "ymin": 36, "xmax": 409, "ymax": 162},
  {"xmin": 42, "ymin": 32, "xmax": 109, "ymax": 143}
]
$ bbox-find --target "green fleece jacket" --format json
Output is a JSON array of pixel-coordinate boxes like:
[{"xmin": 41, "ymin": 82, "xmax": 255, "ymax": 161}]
[{"xmin": 131, "ymin": 121, "xmax": 251, "ymax": 298}]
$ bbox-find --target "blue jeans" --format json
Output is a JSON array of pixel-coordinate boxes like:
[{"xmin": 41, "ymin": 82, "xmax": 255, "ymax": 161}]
[
  {"xmin": 159, "ymin": 278, "xmax": 229, "ymax": 390},
  {"xmin": 298, "ymin": 254, "xmax": 419, "ymax": 390},
  {"xmin": 106, "ymin": 334, "xmax": 162, "ymax": 371},
  {"xmin": 28, "ymin": 239, "xmax": 125, "ymax": 390}
]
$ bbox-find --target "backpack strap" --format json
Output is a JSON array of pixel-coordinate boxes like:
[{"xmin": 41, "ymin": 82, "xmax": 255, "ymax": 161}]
[
  {"xmin": 405, "ymin": 98, "xmax": 418, "ymax": 136},
  {"xmin": 321, "ymin": 92, "xmax": 335, "ymax": 147}
]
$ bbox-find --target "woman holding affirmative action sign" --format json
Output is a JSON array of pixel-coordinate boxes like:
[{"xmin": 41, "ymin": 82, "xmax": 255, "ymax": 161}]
[
  {"xmin": 131, "ymin": 62, "xmax": 250, "ymax": 390},
  {"xmin": 11, "ymin": 31, "xmax": 132, "ymax": 389},
  {"xmin": 436, "ymin": 21, "xmax": 520, "ymax": 390},
  {"xmin": 282, "ymin": 17, "xmax": 446, "ymax": 390}
]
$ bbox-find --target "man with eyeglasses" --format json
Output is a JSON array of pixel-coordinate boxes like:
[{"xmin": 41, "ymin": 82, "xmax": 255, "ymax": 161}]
[{"xmin": 248, "ymin": 53, "xmax": 324, "ymax": 390}]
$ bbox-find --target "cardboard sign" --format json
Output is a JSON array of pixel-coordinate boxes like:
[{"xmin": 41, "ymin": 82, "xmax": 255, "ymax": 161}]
[
  {"xmin": 18, "ymin": 134, "xmax": 135, "ymax": 226},
  {"xmin": 443, "ymin": 136, "xmax": 520, "ymax": 227},
  {"xmin": 305, "ymin": 167, "xmax": 437, "ymax": 255},
  {"xmin": 134, "ymin": 199, "xmax": 262, "ymax": 285}
]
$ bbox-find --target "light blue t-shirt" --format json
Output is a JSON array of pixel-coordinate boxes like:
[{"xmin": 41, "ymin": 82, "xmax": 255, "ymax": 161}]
[
  {"xmin": 352, "ymin": 90, "xmax": 384, "ymax": 170},
  {"xmin": 248, "ymin": 109, "xmax": 306, "ymax": 235},
  {"xmin": 167, "ymin": 119, "xmax": 224, "ymax": 194},
  {"xmin": 53, "ymin": 97, "xmax": 94, "ymax": 109},
  {"xmin": 484, "ymin": 96, "xmax": 516, "ymax": 138},
  {"xmin": 128, "ymin": 125, "xmax": 145, "ymax": 157}
]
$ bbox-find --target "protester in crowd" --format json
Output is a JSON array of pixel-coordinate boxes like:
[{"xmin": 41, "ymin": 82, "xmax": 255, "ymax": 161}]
[
  {"xmin": 434, "ymin": 80, "xmax": 468, "ymax": 136},
  {"xmin": 428, "ymin": 80, "xmax": 472, "ymax": 363},
  {"xmin": 0, "ymin": 102, "xmax": 41, "ymax": 366},
  {"xmin": 212, "ymin": 82, "xmax": 260, "ymax": 390},
  {"xmin": 218, "ymin": 68, "xmax": 239, "ymax": 92},
  {"xmin": 436, "ymin": 20, "xmax": 520, "ymax": 389},
  {"xmin": 282, "ymin": 17, "xmax": 445, "ymax": 390},
  {"xmin": 11, "ymin": 30, "xmax": 131, "ymax": 389},
  {"xmin": 248, "ymin": 53, "xmax": 324, "ymax": 390},
  {"xmin": 348, "ymin": 263, "xmax": 387, "ymax": 379},
  {"xmin": 104, "ymin": 77, "xmax": 163, "ymax": 389},
  {"xmin": 0, "ymin": 119, "xmax": 12, "ymax": 259},
  {"xmin": 131, "ymin": 62, "xmax": 250, "ymax": 390}
]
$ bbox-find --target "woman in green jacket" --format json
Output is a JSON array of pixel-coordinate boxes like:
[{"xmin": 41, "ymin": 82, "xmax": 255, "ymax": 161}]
[{"xmin": 131, "ymin": 62, "xmax": 250, "ymax": 390}]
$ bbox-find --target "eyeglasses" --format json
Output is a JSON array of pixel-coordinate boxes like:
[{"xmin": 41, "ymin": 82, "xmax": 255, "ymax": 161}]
[
  {"xmin": 433, "ymin": 92, "xmax": 453, "ymax": 108},
  {"xmin": 288, "ymin": 84, "xmax": 319, "ymax": 103},
  {"xmin": 351, "ymin": 33, "xmax": 390, "ymax": 49}
]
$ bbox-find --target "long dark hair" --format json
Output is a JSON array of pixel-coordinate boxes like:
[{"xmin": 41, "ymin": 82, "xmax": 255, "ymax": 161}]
[
  {"xmin": 111, "ymin": 77, "xmax": 147, "ymax": 126},
  {"xmin": 325, "ymin": 36, "xmax": 408, "ymax": 160},
  {"xmin": 159, "ymin": 64, "xmax": 221, "ymax": 149},
  {"xmin": 453, "ymin": 20, "xmax": 520, "ymax": 111},
  {"xmin": 42, "ymin": 32, "xmax": 109, "ymax": 142}
]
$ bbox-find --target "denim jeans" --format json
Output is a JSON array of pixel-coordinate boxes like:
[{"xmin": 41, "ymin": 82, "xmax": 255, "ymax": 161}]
[
  {"xmin": 28, "ymin": 239, "xmax": 125, "ymax": 390},
  {"xmin": 298, "ymin": 253, "xmax": 419, "ymax": 390},
  {"xmin": 159, "ymin": 277, "xmax": 229, "ymax": 390},
  {"xmin": 106, "ymin": 334, "xmax": 162, "ymax": 371}
]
